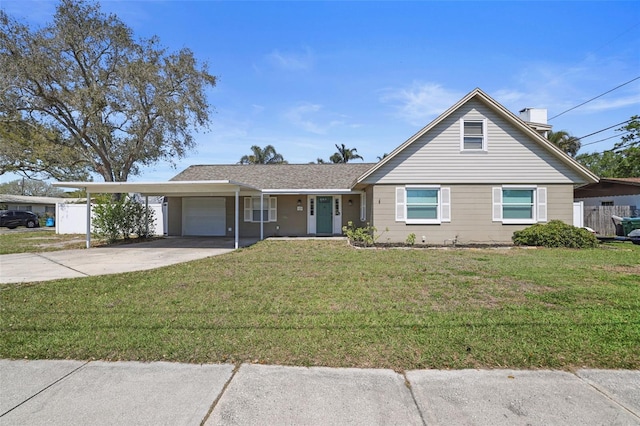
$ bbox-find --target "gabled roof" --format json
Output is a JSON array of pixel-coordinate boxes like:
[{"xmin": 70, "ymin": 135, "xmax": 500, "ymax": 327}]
[
  {"xmin": 356, "ymin": 88, "xmax": 599, "ymax": 184},
  {"xmin": 171, "ymin": 163, "xmax": 375, "ymax": 191}
]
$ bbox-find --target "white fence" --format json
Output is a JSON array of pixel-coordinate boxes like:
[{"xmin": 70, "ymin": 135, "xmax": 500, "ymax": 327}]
[{"xmin": 56, "ymin": 203, "xmax": 165, "ymax": 235}]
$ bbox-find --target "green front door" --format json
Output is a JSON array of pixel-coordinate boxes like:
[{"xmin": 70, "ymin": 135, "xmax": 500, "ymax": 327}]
[{"xmin": 316, "ymin": 196, "xmax": 333, "ymax": 234}]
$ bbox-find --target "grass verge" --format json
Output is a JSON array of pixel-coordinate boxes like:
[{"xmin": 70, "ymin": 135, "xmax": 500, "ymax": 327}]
[
  {"xmin": 1, "ymin": 240, "xmax": 638, "ymax": 370},
  {"xmin": 0, "ymin": 230, "xmax": 89, "ymax": 254}
]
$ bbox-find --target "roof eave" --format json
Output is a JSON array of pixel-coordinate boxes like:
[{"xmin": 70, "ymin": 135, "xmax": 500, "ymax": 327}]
[
  {"xmin": 263, "ymin": 188, "xmax": 362, "ymax": 194},
  {"xmin": 52, "ymin": 180, "xmax": 262, "ymax": 194}
]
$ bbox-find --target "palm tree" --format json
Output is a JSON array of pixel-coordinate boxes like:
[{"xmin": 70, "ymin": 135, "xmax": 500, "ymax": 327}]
[
  {"xmin": 547, "ymin": 130, "xmax": 581, "ymax": 158},
  {"xmin": 239, "ymin": 145, "xmax": 287, "ymax": 164},
  {"xmin": 330, "ymin": 144, "xmax": 363, "ymax": 163}
]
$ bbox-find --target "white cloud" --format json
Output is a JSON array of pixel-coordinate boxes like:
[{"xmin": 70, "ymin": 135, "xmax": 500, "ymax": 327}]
[
  {"xmin": 379, "ymin": 83, "xmax": 463, "ymax": 126},
  {"xmin": 580, "ymin": 93, "xmax": 640, "ymax": 113},
  {"xmin": 283, "ymin": 103, "xmax": 358, "ymax": 135},
  {"xmin": 267, "ymin": 48, "xmax": 314, "ymax": 71},
  {"xmin": 492, "ymin": 57, "xmax": 640, "ymax": 116},
  {"xmin": 492, "ymin": 89, "xmax": 528, "ymax": 106},
  {"xmin": 284, "ymin": 103, "xmax": 325, "ymax": 134}
]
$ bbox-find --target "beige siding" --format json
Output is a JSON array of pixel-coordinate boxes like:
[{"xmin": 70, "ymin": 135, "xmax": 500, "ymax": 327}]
[
  {"xmin": 362, "ymin": 186, "xmax": 374, "ymax": 225},
  {"xmin": 363, "ymin": 99, "xmax": 587, "ymax": 185},
  {"xmin": 371, "ymin": 184, "xmax": 574, "ymax": 244},
  {"xmin": 340, "ymin": 194, "xmax": 365, "ymax": 229},
  {"xmin": 166, "ymin": 197, "xmax": 182, "ymax": 236}
]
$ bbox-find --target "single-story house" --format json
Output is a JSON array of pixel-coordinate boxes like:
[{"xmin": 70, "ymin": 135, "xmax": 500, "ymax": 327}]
[
  {"xmin": 0, "ymin": 194, "xmax": 82, "ymax": 217},
  {"xmin": 54, "ymin": 88, "xmax": 598, "ymax": 247},
  {"xmin": 574, "ymin": 178, "xmax": 640, "ymax": 212}
]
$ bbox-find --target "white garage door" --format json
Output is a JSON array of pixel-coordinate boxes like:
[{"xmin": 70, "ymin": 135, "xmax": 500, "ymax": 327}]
[{"xmin": 182, "ymin": 197, "xmax": 226, "ymax": 236}]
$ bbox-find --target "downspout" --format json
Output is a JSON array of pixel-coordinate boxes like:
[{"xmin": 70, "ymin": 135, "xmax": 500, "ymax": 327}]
[
  {"xmin": 235, "ymin": 189, "xmax": 239, "ymax": 249},
  {"xmin": 85, "ymin": 191, "xmax": 91, "ymax": 248}
]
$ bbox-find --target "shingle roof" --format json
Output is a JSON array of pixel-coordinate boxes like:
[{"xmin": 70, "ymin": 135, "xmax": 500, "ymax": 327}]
[
  {"xmin": 0, "ymin": 194, "xmax": 82, "ymax": 204},
  {"xmin": 170, "ymin": 163, "xmax": 376, "ymax": 190}
]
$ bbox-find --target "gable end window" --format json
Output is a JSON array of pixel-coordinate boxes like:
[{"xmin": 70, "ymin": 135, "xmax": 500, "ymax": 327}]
[
  {"xmin": 492, "ymin": 187, "xmax": 547, "ymax": 224},
  {"xmin": 395, "ymin": 186, "xmax": 451, "ymax": 224},
  {"xmin": 460, "ymin": 119, "xmax": 488, "ymax": 151},
  {"xmin": 244, "ymin": 196, "xmax": 277, "ymax": 222}
]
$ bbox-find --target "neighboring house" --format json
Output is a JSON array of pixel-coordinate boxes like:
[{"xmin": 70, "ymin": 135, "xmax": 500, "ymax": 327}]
[
  {"xmin": 53, "ymin": 88, "xmax": 598, "ymax": 246},
  {"xmin": 0, "ymin": 194, "xmax": 81, "ymax": 217},
  {"xmin": 574, "ymin": 178, "xmax": 640, "ymax": 213}
]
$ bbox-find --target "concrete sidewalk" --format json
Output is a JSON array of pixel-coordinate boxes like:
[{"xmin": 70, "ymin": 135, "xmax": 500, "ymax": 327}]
[
  {"xmin": 1, "ymin": 360, "xmax": 638, "ymax": 425},
  {"xmin": 0, "ymin": 237, "xmax": 256, "ymax": 284}
]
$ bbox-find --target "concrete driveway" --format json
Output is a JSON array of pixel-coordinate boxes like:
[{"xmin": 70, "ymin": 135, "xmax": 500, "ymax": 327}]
[{"xmin": 0, "ymin": 237, "xmax": 256, "ymax": 284}]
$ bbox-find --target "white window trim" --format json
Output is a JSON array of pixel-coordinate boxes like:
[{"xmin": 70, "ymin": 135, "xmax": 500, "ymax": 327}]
[
  {"xmin": 243, "ymin": 196, "xmax": 277, "ymax": 222},
  {"xmin": 396, "ymin": 186, "xmax": 450, "ymax": 224},
  {"xmin": 460, "ymin": 118, "xmax": 488, "ymax": 152},
  {"xmin": 307, "ymin": 196, "xmax": 315, "ymax": 234},
  {"xmin": 493, "ymin": 186, "xmax": 547, "ymax": 224},
  {"xmin": 360, "ymin": 192, "xmax": 366, "ymax": 221},
  {"xmin": 333, "ymin": 196, "xmax": 342, "ymax": 234}
]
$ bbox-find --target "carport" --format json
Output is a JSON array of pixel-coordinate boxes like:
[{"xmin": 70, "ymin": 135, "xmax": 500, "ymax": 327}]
[{"xmin": 52, "ymin": 180, "xmax": 263, "ymax": 249}]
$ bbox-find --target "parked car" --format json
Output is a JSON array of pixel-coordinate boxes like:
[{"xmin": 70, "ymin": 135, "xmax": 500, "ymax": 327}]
[{"xmin": 0, "ymin": 210, "xmax": 40, "ymax": 229}]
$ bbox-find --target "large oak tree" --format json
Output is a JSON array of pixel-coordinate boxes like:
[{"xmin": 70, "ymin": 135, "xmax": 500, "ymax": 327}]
[
  {"xmin": 0, "ymin": 0, "xmax": 216, "ymax": 182},
  {"xmin": 0, "ymin": 112, "xmax": 89, "ymax": 180}
]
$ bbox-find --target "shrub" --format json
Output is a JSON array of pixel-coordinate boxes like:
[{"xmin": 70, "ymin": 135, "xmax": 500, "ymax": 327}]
[
  {"xmin": 93, "ymin": 195, "xmax": 155, "ymax": 243},
  {"xmin": 125, "ymin": 199, "xmax": 156, "ymax": 238},
  {"xmin": 512, "ymin": 220, "xmax": 599, "ymax": 248},
  {"xmin": 93, "ymin": 197, "xmax": 126, "ymax": 243},
  {"xmin": 342, "ymin": 221, "xmax": 377, "ymax": 247},
  {"xmin": 406, "ymin": 233, "xmax": 416, "ymax": 246}
]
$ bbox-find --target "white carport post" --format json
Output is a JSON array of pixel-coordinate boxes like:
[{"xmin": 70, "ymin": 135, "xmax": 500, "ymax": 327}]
[
  {"xmin": 234, "ymin": 189, "xmax": 239, "ymax": 249},
  {"xmin": 260, "ymin": 193, "xmax": 264, "ymax": 241},
  {"xmin": 144, "ymin": 195, "xmax": 149, "ymax": 237},
  {"xmin": 85, "ymin": 191, "xmax": 91, "ymax": 248}
]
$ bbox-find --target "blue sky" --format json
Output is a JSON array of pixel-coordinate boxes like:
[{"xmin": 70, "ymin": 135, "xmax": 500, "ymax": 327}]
[{"xmin": 1, "ymin": 0, "xmax": 639, "ymax": 183}]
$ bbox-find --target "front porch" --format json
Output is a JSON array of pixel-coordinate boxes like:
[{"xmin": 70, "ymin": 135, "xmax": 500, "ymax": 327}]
[{"xmin": 165, "ymin": 193, "xmax": 367, "ymax": 239}]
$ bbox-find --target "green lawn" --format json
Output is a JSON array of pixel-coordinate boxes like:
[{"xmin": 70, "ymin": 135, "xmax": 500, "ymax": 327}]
[{"xmin": 1, "ymin": 240, "xmax": 638, "ymax": 370}]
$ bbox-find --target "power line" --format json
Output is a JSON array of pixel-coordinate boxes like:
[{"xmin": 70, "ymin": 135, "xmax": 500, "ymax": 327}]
[
  {"xmin": 548, "ymin": 76, "xmax": 640, "ymax": 120},
  {"xmin": 592, "ymin": 22, "xmax": 640, "ymax": 54},
  {"xmin": 580, "ymin": 132, "xmax": 630, "ymax": 148},
  {"xmin": 576, "ymin": 119, "xmax": 633, "ymax": 140}
]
